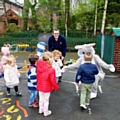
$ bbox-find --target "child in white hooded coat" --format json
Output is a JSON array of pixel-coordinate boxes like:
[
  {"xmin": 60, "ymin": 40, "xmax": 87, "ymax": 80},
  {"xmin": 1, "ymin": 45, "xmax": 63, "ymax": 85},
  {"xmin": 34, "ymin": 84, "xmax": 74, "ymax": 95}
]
[{"xmin": 4, "ymin": 54, "xmax": 22, "ymax": 96}]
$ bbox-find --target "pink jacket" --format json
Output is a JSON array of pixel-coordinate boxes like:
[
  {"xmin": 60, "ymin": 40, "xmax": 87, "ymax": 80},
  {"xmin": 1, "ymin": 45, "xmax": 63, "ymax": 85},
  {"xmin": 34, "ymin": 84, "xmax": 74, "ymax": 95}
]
[
  {"xmin": 36, "ymin": 60, "xmax": 59, "ymax": 92},
  {"xmin": 0, "ymin": 56, "xmax": 8, "ymax": 73}
]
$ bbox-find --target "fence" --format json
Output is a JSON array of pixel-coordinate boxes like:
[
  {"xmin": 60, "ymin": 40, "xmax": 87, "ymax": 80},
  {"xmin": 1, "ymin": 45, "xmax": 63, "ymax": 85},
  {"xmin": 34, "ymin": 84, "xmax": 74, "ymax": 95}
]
[
  {"xmin": 96, "ymin": 34, "xmax": 115, "ymax": 64},
  {"xmin": 0, "ymin": 31, "xmax": 97, "ymax": 52}
]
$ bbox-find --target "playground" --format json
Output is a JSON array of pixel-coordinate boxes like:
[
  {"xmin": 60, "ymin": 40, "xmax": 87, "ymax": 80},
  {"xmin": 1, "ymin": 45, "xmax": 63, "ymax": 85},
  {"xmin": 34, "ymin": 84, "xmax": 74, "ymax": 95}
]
[{"xmin": 0, "ymin": 52, "xmax": 120, "ymax": 120}]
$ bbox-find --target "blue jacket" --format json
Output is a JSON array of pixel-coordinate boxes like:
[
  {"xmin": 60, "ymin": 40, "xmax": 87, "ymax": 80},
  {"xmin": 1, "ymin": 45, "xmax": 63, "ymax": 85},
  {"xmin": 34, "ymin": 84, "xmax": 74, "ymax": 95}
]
[
  {"xmin": 48, "ymin": 35, "xmax": 67, "ymax": 57},
  {"xmin": 27, "ymin": 64, "xmax": 37, "ymax": 90},
  {"xmin": 76, "ymin": 63, "xmax": 99, "ymax": 84}
]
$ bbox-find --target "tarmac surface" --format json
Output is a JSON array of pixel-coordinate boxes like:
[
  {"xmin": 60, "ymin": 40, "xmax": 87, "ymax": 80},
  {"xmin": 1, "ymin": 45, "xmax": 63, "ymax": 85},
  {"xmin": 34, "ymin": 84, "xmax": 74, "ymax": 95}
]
[{"xmin": 0, "ymin": 52, "xmax": 120, "ymax": 120}]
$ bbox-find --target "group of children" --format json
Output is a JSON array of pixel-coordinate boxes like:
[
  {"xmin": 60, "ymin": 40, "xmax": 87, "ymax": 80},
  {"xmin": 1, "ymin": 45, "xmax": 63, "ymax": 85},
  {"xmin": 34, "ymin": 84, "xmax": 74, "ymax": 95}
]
[
  {"xmin": 0, "ymin": 47, "xmax": 22, "ymax": 96},
  {"xmin": 0, "ymin": 42, "xmax": 99, "ymax": 116}
]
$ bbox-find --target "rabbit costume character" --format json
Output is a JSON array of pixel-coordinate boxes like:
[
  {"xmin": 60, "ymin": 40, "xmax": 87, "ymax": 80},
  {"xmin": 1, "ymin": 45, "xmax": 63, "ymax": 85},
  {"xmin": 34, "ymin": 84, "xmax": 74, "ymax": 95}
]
[{"xmin": 65, "ymin": 43, "xmax": 115, "ymax": 99}]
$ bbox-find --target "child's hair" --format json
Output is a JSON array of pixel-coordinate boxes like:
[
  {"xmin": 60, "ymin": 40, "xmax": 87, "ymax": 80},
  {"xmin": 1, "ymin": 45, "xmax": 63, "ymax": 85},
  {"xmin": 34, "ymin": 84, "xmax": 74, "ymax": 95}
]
[
  {"xmin": 42, "ymin": 51, "xmax": 53, "ymax": 65},
  {"xmin": 84, "ymin": 52, "xmax": 93, "ymax": 62},
  {"xmin": 29, "ymin": 54, "xmax": 39, "ymax": 64},
  {"xmin": 52, "ymin": 50, "xmax": 61, "ymax": 57},
  {"xmin": 7, "ymin": 54, "xmax": 16, "ymax": 65}
]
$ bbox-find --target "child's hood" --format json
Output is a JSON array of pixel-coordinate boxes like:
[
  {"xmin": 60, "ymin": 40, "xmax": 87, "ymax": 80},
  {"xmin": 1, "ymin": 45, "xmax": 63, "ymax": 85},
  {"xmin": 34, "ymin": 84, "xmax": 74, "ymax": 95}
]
[
  {"xmin": 1, "ymin": 47, "xmax": 10, "ymax": 55},
  {"xmin": 3, "ymin": 64, "xmax": 11, "ymax": 69},
  {"xmin": 37, "ymin": 60, "xmax": 51, "ymax": 73}
]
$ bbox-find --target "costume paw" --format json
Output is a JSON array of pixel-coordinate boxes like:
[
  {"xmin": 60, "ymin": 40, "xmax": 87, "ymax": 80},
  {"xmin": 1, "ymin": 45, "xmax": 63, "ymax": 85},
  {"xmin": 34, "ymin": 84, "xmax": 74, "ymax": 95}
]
[
  {"xmin": 90, "ymin": 92, "xmax": 97, "ymax": 99},
  {"xmin": 109, "ymin": 64, "xmax": 115, "ymax": 72}
]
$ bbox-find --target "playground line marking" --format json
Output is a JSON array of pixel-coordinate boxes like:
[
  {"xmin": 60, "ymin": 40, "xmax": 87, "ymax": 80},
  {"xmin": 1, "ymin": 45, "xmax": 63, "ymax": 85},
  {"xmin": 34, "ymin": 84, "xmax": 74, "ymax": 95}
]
[{"xmin": 16, "ymin": 100, "xmax": 28, "ymax": 117}]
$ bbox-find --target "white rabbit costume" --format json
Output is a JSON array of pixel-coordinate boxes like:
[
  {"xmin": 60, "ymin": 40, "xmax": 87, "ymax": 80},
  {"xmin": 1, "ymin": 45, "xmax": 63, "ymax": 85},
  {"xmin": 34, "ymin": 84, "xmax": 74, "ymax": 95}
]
[{"xmin": 65, "ymin": 43, "xmax": 115, "ymax": 99}]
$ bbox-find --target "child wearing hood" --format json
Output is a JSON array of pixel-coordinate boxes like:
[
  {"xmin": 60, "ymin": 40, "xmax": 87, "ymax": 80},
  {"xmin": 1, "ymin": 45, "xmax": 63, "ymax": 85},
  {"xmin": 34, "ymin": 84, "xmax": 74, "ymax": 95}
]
[
  {"xmin": 4, "ymin": 54, "xmax": 22, "ymax": 96},
  {"xmin": 37, "ymin": 41, "xmax": 47, "ymax": 59},
  {"xmin": 36, "ymin": 51, "xmax": 59, "ymax": 117},
  {"xmin": 0, "ymin": 47, "xmax": 10, "ymax": 78}
]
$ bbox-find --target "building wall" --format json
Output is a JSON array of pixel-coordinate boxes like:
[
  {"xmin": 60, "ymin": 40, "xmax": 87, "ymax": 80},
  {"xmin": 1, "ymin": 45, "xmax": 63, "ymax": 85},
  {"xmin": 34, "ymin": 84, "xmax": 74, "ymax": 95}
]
[
  {"xmin": 0, "ymin": 2, "xmax": 22, "ymax": 16},
  {"xmin": 113, "ymin": 37, "xmax": 120, "ymax": 72},
  {"xmin": 0, "ymin": 21, "xmax": 6, "ymax": 33}
]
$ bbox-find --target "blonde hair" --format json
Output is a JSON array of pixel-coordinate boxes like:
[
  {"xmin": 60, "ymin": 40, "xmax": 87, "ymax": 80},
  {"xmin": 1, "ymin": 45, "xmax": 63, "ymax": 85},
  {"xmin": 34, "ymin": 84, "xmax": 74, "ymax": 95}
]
[
  {"xmin": 84, "ymin": 52, "xmax": 92, "ymax": 62},
  {"xmin": 52, "ymin": 50, "xmax": 61, "ymax": 57},
  {"xmin": 42, "ymin": 51, "xmax": 53, "ymax": 65},
  {"xmin": 7, "ymin": 54, "xmax": 16, "ymax": 65}
]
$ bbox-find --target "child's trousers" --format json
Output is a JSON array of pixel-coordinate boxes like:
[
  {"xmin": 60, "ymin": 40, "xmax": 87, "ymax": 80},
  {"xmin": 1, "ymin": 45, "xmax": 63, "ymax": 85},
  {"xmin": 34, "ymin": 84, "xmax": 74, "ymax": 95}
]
[
  {"xmin": 7, "ymin": 86, "xmax": 18, "ymax": 93},
  {"xmin": 39, "ymin": 91, "xmax": 51, "ymax": 114},
  {"xmin": 29, "ymin": 90, "xmax": 38, "ymax": 104},
  {"xmin": 80, "ymin": 83, "xmax": 93, "ymax": 105}
]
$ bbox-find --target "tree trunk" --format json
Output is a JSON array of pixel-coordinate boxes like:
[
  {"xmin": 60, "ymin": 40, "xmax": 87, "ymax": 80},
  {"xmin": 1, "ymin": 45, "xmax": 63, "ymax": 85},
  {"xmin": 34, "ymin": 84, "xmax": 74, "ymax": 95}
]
[
  {"xmin": 22, "ymin": 0, "xmax": 29, "ymax": 31},
  {"xmin": 101, "ymin": 0, "xmax": 108, "ymax": 58},
  {"xmin": 101, "ymin": 0, "xmax": 108, "ymax": 34},
  {"xmin": 65, "ymin": 0, "xmax": 70, "ymax": 37},
  {"xmin": 94, "ymin": 0, "xmax": 98, "ymax": 35},
  {"xmin": 2, "ymin": 0, "xmax": 8, "ymax": 25}
]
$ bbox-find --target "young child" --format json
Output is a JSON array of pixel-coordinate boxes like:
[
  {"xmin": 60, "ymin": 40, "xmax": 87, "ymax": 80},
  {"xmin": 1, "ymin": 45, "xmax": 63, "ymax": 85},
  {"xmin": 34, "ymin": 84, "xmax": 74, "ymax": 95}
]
[
  {"xmin": 0, "ymin": 47, "xmax": 10, "ymax": 78},
  {"xmin": 4, "ymin": 54, "xmax": 22, "ymax": 96},
  {"xmin": 52, "ymin": 50, "xmax": 63, "ymax": 83},
  {"xmin": 36, "ymin": 51, "xmax": 59, "ymax": 117},
  {"xmin": 37, "ymin": 41, "xmax": 47, "ymax": 59},
  {"xmin": 76, "ymin": 52, "xmax": 98, "ymax": 109},
  {"xmin": 27, "ymin": 54, "xmax": 39, "ymax": 107}
]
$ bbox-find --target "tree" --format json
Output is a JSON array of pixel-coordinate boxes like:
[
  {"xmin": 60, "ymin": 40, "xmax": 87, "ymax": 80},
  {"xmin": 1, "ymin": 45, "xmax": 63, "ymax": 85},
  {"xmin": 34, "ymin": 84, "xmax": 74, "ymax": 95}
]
[
  {"xmin": 2, "ymin": 0, "xmax": 8, "ymax": 25},
  {"xmin": 22, "ymin": 0, "xmax": 29, "ymax": 31}
]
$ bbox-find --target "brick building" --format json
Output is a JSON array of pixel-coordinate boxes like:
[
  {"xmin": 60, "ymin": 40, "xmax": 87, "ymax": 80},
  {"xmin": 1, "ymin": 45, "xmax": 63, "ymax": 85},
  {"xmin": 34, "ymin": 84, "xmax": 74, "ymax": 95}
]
[{"xmin": 0, "ymin": 0, "xmax": 23, "ymax": 32}]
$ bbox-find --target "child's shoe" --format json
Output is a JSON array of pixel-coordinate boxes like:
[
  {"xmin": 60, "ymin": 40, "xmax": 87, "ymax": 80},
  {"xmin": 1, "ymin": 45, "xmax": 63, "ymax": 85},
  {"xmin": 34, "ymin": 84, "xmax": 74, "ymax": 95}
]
[
  {"xmin": 6, "ymin": 91, "xmax": 11, "ymax": 96},
  {"xmin": 29, "ymin": 103, "xmax": 39, "ymax": 108},
  {"xmin": 85, "ymin": 103, "xmax": 89, "ymax": 106},
  {"xmin": 16, "ymin": 92, "xmax": 22, "ymax": 96},
  {"xmin": 34, "ymin": 99, "xmax": 39, "ymax": 104},
  {"xmin": 44, "ymin": 110, "xmax": 52, "ymax": 117},
  {"xmin": 80, "ymin": 104, "xmax": 87, "ymax": 110}
]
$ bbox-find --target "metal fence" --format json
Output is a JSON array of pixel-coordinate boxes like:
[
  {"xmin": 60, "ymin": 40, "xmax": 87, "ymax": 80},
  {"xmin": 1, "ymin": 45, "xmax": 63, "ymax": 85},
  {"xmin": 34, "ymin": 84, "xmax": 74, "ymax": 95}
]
[
  {"xmin": 96, "ymin": 34, "xmax": 115, "ymax": 64},
  {"xmin": 0, "ymin": 31, "xmax": 97, "ymax": 52}
]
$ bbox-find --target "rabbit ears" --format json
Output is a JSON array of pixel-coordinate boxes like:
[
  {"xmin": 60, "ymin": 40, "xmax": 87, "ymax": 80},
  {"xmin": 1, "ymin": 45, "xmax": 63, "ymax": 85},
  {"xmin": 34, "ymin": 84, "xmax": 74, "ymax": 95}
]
[{"xmin": 74, "ymin": 43, "xmax": 96, "ymax": 49}]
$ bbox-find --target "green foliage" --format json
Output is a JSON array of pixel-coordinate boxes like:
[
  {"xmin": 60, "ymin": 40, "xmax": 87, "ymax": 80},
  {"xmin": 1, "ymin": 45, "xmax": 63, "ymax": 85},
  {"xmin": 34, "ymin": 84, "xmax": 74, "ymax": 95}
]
[
  {"xmin": 6, "ymin": 23, "xmax": 21, "ymax": 32},
  {"xmin": 37, "ymin": 10, "xmax": 52, "ymax": 32}
]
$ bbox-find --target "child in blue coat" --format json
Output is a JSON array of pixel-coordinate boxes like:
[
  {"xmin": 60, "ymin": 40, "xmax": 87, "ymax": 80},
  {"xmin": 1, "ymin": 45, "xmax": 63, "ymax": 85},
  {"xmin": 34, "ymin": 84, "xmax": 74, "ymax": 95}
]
[{"xmin": 76, "ymin": 52, "xmax": 98, "ymax": 109}]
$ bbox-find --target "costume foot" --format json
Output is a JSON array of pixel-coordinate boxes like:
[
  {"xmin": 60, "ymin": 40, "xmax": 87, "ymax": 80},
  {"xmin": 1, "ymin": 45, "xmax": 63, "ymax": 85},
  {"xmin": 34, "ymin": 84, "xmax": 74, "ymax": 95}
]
[{"xmin": 90, "ymin": 92, "xmax": 97, "ymax": 99}]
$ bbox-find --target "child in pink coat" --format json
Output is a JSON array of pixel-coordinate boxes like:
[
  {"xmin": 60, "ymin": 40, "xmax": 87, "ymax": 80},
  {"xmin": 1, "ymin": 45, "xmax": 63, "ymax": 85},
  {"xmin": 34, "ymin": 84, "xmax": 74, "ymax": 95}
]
[{"xmin": 0, "ymin": 47, "xmax": 10, "ymax": 78}]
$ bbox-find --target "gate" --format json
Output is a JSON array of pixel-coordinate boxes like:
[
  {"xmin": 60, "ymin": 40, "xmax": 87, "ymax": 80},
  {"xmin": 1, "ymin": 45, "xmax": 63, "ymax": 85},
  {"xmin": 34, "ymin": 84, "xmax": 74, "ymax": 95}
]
[{"xmin": 96, "ymin": 34, "xmax": 115, "ymax": 64}]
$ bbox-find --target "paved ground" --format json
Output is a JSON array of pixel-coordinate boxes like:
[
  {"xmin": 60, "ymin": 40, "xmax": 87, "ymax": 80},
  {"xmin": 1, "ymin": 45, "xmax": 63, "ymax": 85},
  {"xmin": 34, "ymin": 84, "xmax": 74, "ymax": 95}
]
[{"xmin": 0, "ymin": 52, "xmax": 120, "ymax": 120}]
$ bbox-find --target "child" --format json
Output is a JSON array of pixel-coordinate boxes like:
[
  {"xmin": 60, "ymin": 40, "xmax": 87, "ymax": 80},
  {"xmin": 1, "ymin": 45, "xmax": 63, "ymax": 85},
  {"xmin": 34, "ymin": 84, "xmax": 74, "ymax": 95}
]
[
  {"xmin": 37, "ymin": 41, "xmax": 47, "ymax": 59},
  {"xmin": 36, "ymin": 51, "xmax": 59, "ymax": 117},
  {"xmin": 4, "ymin": 54, "xmax": 22, "ymax": 96},
  {"xmin": 0, "ymin": 47, "xmax": 10, "ymax": 78},
  {"xmin": 76, "ymin": 52, "xmax": 98, "ymax": 109},
  {"xmin": 52, "ymin": 50, "xmax": 63, "ymax": 83},
  {"xmin": 27, "ymin": 54, "xmax": 39, "ymax": 107}
]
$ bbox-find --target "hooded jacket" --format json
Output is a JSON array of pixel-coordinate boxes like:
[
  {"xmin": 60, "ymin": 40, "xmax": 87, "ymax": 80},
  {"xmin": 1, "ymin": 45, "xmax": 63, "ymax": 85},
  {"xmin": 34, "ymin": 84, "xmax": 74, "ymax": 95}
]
[
  {"xmin": 4, "ymin": 64, "xmax": 20, "ymax": 88},
  {"xmin": 36, "ymin": 60, "xmax": 59, "ymax": 92}
]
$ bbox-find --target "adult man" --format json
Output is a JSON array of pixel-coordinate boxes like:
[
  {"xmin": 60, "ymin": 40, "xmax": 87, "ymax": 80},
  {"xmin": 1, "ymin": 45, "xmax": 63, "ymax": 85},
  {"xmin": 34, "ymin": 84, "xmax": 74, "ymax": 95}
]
[{"xmin": 48, "ymin": 29, "xmax": 67, "ymax": 61}]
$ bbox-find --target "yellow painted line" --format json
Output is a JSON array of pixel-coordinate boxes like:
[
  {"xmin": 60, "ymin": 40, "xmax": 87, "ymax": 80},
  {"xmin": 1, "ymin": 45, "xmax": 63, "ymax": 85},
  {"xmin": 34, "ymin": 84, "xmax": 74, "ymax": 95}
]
[{"xmin": 7, "ymin": 105, "xmax": 19, "ymax": 113}]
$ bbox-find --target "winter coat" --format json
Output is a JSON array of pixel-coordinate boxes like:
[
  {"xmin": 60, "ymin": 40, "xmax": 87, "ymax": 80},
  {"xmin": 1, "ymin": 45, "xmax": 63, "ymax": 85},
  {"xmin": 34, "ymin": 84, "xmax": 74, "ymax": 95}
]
[
  {"xmin": 36, "ymin": 60, "xmax": 59, "ymax": 92},
  {"xmin": 52, "ymin": 59, "xmax": 63, "ymax": 77},
  {"xmin": 4, "ymin": 64, "xmax": 20, "ymax": 88}
]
